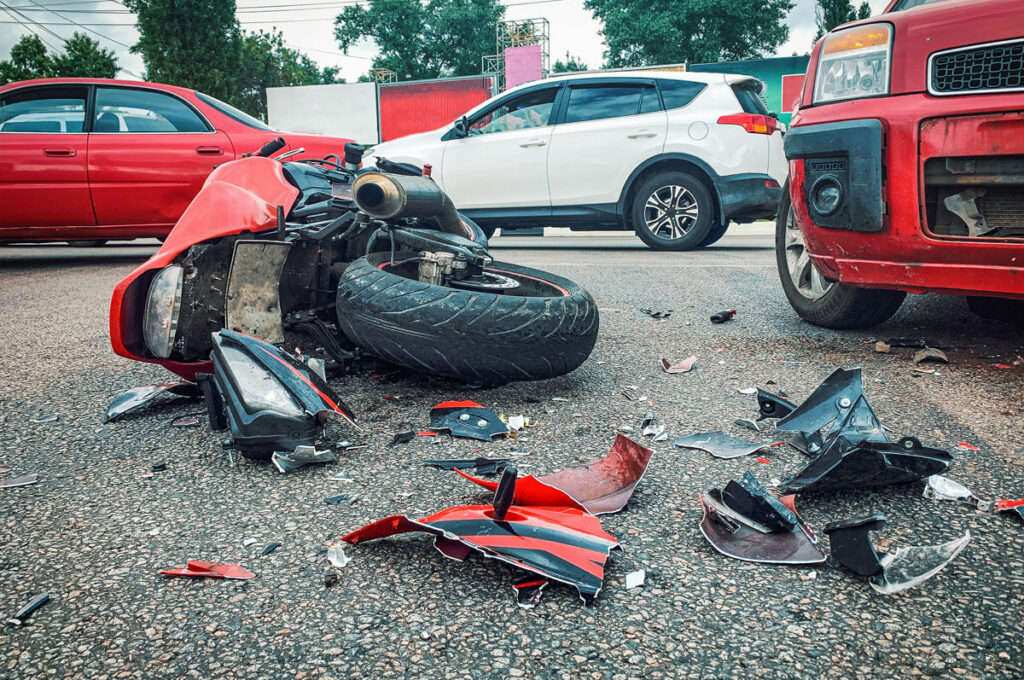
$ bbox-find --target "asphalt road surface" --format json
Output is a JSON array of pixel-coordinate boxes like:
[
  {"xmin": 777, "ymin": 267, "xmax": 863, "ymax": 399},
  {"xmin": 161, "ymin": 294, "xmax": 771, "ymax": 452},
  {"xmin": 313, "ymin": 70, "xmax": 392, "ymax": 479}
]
[{"xmin": 1, "ymin": 227, "xmax": 1022, "ymax": 680}]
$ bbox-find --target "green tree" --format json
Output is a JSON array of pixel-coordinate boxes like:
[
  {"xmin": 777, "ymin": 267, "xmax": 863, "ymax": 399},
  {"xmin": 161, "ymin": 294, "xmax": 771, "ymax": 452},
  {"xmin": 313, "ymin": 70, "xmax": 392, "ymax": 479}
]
[
  {"xmin": 0, "ymin": 34, "xmax": 53, "ymax": 84},
  {"xmin": 123, "ymin": 0, "xmax": 241, "ymax": 103},
  {"xmin": 335, "ymin": 0, "xmax": 505, "ymax": 81},
  {"xmin": 552, "ymin": 52, "xmax": 588, "ymax": 73},
  {"xmin": 585, "ymin": 0, "xmax": 795, "ymax": 68},
  {"xmin": 236, "ymin": 30, "xmax": 343, "ymax": 120},
  {"xmin": 813, "ymin": 0, "xmax": 867, "ymax": 42},
  {"xmin": 51, "ymin": 32, "xmax": 118, "ymax": 79}
]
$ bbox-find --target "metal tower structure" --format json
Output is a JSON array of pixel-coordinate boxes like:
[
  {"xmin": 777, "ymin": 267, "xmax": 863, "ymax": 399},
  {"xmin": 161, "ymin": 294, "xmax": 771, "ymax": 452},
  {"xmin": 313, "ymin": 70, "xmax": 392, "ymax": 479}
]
[{"xmin": 493, "ymin": 17, "xmax": 550, "ymax": 90}]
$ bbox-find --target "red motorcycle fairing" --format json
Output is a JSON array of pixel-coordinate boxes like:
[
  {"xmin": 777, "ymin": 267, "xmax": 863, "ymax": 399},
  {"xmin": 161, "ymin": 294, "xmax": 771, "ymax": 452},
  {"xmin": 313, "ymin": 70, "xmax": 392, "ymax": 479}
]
[
  {"xmin": 109, "ymin": 157, "xmax": 299, "ymax": 381},
  {"xmin": 344, "ymin": 504, "xmax": 619, "ymax": 605}
]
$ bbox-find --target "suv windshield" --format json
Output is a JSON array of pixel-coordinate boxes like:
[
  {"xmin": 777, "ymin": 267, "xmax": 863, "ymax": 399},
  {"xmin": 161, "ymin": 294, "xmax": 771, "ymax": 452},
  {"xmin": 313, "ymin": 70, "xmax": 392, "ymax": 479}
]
[{"xmin": 195, "ymin": 91, "xmax": 274, "ymax": 130}]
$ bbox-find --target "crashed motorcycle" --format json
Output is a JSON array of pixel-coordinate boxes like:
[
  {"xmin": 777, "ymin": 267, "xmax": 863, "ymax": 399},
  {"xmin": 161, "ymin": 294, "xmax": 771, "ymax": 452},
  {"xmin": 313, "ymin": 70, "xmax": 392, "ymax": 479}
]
[{"xmin": 110, "ymin": 140, "xmax": 599, "ymax": 389}]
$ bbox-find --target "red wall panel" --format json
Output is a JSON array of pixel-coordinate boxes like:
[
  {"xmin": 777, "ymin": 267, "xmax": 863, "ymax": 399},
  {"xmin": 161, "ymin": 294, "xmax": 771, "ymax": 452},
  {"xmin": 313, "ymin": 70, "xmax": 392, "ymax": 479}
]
[{"xmin": 379, "ymin": 77, "xmax": 493, "ymax": 142}]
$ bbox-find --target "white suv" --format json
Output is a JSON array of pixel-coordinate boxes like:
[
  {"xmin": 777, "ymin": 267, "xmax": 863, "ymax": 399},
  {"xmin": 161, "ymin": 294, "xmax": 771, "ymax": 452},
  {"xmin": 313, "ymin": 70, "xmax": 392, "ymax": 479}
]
[{"xmin": 364, "ymin": 71, "xmax": 788, "ymax": 250}]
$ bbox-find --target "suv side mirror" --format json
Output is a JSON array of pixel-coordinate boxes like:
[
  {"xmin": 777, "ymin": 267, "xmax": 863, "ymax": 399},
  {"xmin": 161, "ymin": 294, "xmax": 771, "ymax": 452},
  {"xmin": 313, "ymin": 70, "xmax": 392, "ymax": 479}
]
[{"xmin": 452, "ymin": 116, "xmax": 469, "ymax": 139}]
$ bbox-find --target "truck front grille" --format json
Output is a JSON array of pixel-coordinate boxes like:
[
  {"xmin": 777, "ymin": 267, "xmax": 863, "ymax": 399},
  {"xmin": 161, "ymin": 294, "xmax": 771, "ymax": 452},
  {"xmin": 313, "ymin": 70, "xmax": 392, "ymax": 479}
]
[{"xmin": 929, "ymin": 38, "xmax": 1024, "ymax": 95}]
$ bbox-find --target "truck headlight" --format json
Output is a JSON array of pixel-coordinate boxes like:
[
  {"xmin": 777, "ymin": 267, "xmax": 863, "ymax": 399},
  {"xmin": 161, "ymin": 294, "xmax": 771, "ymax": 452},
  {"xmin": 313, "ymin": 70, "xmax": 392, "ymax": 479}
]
[
  {"xmin": 814, "ymin": 24, "xmax": 892, "ymax": 104},
  {"xmin": 219, "ymin": 344, "xmax": 304, "ymax": 418},
  {"xmin": 143, "ymin": 265, "xmax": 183, "ymax": 358}
]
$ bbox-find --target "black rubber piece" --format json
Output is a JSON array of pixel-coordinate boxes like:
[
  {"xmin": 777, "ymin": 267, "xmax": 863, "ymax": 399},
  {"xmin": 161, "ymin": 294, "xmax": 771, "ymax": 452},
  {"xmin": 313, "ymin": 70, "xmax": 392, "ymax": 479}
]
[
  {"xmin": 775, "ymin": 185, "xmax": 906, "ymax": 329},
  {"xmin": 335, "ymin": 251, "xmax": 599, "ymax": 384},
  {"xmin": 696, "ymin": 219, "xmax": 729, "ymax": 248},
  {"xmin": 632, "ymin": 170, "xmax": 715, "ymax": 251}
]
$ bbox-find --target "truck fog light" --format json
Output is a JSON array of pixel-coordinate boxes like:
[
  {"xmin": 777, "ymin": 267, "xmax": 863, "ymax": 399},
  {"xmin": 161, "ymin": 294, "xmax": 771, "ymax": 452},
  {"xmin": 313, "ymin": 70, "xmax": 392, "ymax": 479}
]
[{"xmin": 811, "ymin": 175, "xmax": 843, "ymax": 216}]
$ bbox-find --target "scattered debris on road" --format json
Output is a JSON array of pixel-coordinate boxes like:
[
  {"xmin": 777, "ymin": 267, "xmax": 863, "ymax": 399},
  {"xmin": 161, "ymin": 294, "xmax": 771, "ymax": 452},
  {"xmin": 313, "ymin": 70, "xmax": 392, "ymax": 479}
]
[
  {"xmin": 105, "ymin": 381, "xmax": 199, "ymax": 423},
  {"xmin": 675, "ymin": 431, "xmax": 768, "ymax": 460},
  {"xmin": 0, "ymin": 473, "xmax": 39, "ymax": 489},
  {"xmin": 272, "ymin": 445, "xmax": 339, "ymax": 474},
  {"xmin": 913, "ymin": 347, "xmax": 949, "ymax": 365},
  {"xmin": 327, "ymin": 546, "xmax": 351, "ymax": 569},
  {"xmin": 429, "ymin": 401, "xmax": 509, "ymax": 441},
  {"xmin": 160, "ymin": 560, "xmax": 255, "ymax": 580},
  {"xmin": 31, "ymin": 414, "xmax": 58, "ymax": 424},
  {"xmin": 710, "ymin": 309, "xmax": 736, "ymax": 324},
  {"xmin": 625, "ymin": 569, "xmax": 646, "ymax": 589},
  {"xmin": 923, "ymin": 475, "xmax": 993, "ymax": 511},
  {"xmin": 6, "ymin": 593, "xmax": 50, "ymax": 627},
  {"xmin": 639, "ymin": 308, "xmax": 672, "ymax": 319},
  {"xmin": 423, "ymin": 457, "xmax": 511, "ymax": 476},
  {"xmin": 661, "ymin": 356, "xmax": 696, "ymax": 373}
]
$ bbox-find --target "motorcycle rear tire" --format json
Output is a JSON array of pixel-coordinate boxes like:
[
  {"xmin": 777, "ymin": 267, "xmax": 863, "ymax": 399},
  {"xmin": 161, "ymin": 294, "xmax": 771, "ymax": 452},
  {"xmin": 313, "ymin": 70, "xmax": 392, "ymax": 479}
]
[{"xmin": 335, "ymin": 252, "xmax": 599, "ymax": 384}]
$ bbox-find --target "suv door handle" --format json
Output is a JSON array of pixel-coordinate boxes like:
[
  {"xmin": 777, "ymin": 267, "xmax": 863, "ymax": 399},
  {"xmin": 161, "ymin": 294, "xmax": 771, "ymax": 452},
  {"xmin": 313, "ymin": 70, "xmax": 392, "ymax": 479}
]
[
  {"xmin": 43, "ymin": 147, "xmax": 76, "ymax": 157},
  {"xmin": 519, "ymin": 139, "xmax": 547, "ymax": 148},
  {"xmin": 627, "ymin": 130, "xmax": 657, "ymax": 139},
  {"xmin": 196, "ymin": 145, "xmax": 223, "ymax": 155}
]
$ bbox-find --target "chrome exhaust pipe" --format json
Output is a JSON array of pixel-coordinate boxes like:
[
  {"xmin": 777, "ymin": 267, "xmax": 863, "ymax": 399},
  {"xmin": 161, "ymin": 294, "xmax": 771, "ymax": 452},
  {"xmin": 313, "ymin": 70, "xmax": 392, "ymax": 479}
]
[{"xmin": 352, "ymin": 171, "xmax": 464, "ymax": 236}]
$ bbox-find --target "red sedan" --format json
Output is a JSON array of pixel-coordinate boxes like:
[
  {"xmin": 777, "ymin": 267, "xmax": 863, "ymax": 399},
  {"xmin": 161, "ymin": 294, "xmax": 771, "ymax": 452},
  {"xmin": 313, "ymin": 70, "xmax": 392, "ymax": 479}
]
[{"xmin": 0, "ymin": 78, "xmax": 353, "ymax": 245}]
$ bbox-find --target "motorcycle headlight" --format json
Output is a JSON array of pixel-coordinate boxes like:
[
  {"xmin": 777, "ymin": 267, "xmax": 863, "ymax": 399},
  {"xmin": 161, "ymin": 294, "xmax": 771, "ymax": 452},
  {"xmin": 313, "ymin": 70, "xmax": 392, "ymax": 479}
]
[
  {"xmin": 219, "ymin": 344, "xmax": 304, "ymax": 418},
  {"xmin": 143, "ymin": 265, "xmax": 183, "ymax": 358},
  {"xmin": 814, "ymin": 24, "xmax": 892, "ymax": 104}
]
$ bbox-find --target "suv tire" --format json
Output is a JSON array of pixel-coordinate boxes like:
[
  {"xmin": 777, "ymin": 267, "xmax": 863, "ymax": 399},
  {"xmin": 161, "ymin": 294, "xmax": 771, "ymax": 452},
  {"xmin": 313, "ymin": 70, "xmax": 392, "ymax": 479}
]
[
  {"xmin": 776, "ymin": 185, "xmax": 905, "ymax": 328},
  {"xmin": 697, "ymin": 220, "xmax": 729, "ymax": 248},
  {"xmin": 632, "ymin": 171, "xmax": 714, "ymax": 251}
]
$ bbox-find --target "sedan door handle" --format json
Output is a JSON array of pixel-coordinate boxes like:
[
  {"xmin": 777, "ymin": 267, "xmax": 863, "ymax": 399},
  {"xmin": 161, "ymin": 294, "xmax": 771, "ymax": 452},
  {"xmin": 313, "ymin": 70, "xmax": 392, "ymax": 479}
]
[
  {"xmin": 43, "ymin": 146, "xmax": 76, "ymax": 157},
  {"xmin": 196, "ymin": 145, "xmax": 223, "ymax": 155},
  {"xmin": 627, "ymin": 130, "xmax": 657, "ymax": 139},
  {"xmin": 519, "ymin": 139, "xmax": 547, "ymax": 148}
]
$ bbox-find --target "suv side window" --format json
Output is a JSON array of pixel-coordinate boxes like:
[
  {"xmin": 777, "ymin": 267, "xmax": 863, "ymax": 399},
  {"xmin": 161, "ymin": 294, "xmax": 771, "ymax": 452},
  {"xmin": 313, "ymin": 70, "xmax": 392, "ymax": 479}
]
[
  {"xmin": 732, "ymin": 84, "xmax": 770, "ymax": 115},
  {"xmin": 94, "ymin": 87, "xmax": 209, "ymax": 133},
  {"xmin": 658, "ymin": 79, "xmax": 707, "ymax": 110},
  {"xmin": 469, "ymin": 87, "xmax": 557, "ymax": 135},
  {"xmin": 564, "ymin": 85, "xmax": 645, "ymax": 124},
  {"xmin": 0, "ymin": 86, "xmax": 87, "ymax": 133}
]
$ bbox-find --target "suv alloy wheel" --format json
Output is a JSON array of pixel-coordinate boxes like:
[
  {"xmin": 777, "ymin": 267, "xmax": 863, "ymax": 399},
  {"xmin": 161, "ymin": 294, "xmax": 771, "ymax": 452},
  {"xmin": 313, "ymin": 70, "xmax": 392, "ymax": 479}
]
[{"xmin": 632, "ymin": 171, "xmax": 715, "ymax": 251}]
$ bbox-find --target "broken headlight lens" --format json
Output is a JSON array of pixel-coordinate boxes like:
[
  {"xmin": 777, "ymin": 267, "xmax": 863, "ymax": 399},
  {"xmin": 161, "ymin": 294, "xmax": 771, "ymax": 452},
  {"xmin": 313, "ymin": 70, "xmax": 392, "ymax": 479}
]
[
  {"xmin": 143, "ymin": 265, "xmax": 184, "ymax": 358},
  {"xmin": 219, "ymin": 344, "xmax": 304, "ymax": 418},
  {"xmin": 814, "ymin": 23, "xmax": 892, "ymax": 104}
]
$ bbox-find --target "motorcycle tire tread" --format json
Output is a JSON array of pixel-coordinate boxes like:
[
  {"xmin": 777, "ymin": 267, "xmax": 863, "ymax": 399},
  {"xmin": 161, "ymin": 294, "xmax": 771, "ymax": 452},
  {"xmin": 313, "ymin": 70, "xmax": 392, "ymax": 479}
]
[{"xmin": 335, "ymin": 252, "xmax": 599, "ymax": 384}]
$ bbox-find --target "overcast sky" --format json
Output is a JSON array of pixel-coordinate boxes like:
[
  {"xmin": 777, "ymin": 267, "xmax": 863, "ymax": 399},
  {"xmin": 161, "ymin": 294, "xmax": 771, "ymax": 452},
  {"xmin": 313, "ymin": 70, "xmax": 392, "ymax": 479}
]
[{"xmin": 0, "ymin": 0, "xmax": 893, "ymax": 82}]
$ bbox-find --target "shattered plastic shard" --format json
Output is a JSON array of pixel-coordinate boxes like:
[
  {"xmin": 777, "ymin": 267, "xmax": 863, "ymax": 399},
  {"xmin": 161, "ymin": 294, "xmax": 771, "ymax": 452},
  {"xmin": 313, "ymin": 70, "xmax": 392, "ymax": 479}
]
[
  {"xmin": 756, "ymin": 389, "xmax": 797, "ymax": 421},
  {"xmin": 6, "ymin": 593, "xmax": 49, "ymax": 626},
  {"xmin": 625, "ymin": 569, "xmax": 646, "ymax": 589},
  {"xmin": 661, "ymin": 356, "xmax": 697, "ymax": 373},
  {"xmin": 160, "ymin": 560, "xmax": 255, "ymax": 580},
  {"xmin": 423, "ymin": 457, "xmax": 511, "ymax": 476},
  {"xmin": 674, "ymin": 431, "xmax": 767, "ymax": 460},
  {"xmin": 344, "ymin": 467, "xmax": 620, "ymax": 605},
  {"xmin": 514, "ymin": 578, "xmax": 549, "ymax": 609},
  {"xmin": 31, "ymin": 414, "xmax": 58, "ymax": 424},
  {"xmin": 913, "ymin": 348, "xmax": 949, "ymax": 365},
  {"xmin": 825, "ymin": 514, "xmax": 970, "ymax": 594},
  {"xmin": 924, "ymin": 475, "xmax": 993, "ymax": 512},
  {"xmin": 271, "ymin": 446, "xmax": 339, "ymax": 473},
  {"xmin": 455, "ymin": 434, "xmax": 654, "ymax": 515},
  {"xmin": 698, "ymin": 492, "xmax": 826, "ymax": 565},
  {"xmin": 782, "ymin": 436, "xmax": 952, "ymax": 493},
  {"xmin": 104, "ymin": 381, "xmax": 199, "ymax": 423},
  {"xmin": 775, "ymin": 368, "xmax": 868, "ymax": 435},
  {"xmin": 996, "ymin": 498, "xmax": 1024, "ymax": 521},
  {"xmin": 0, "ymin": 474, "xmax": 38, "ymax": 489},
  {"xmin": 429, "ymin": 401, "xmax": 509, "ymax": 441},
  {"xmin": 327, "ymin": 546, "xmax": 351, "ymax": 569},
  {"xmin": 721, "ymin": 473, "xmax": 798, "ymax": 531}
]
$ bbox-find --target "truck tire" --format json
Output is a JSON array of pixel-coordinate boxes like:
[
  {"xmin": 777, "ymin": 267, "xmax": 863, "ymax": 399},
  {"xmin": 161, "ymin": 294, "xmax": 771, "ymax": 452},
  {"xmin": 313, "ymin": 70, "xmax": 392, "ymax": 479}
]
[
  {"xmin": 777, "ymin": 186, "xmax": 905, "ymax": 328},
  {"xmin": 632, "ymin": 170, "xmax": 715, "ymax": 251},
  {"xmin": 335, "ymin": 252, "xmax": 599, "ymax": 384}
]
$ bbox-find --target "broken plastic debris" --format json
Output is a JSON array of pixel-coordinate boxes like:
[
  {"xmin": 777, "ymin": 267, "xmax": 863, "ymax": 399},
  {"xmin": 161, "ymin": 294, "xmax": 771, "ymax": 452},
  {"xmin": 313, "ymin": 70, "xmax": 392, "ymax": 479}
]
[
  {"xmin": 171, "ymin": 415, "xmax": 201, "ymax": 428},
  {"xmin": 661, "ymin": 356, "xmax": 697, "ymax": 374},
  {"xmin": 625, "ymin": 569, "xmax": 646, "ymax": 589},
  {"xmin": 459, "ymin": 434, "xmax": 653, "ymax": 515},
  {"xmin": 151, "ymin": 463, "xmax": 167, "ymax": 473},
  {"xmin": 640, "ymin": 411, "xmax": 664, "ymax": 439},
  {"xmin": 324, "ymin": 494, "xmax": 347, "ymax": 505},
  {"xmin": 31, "ymin": 414, "xmax": 58, "ymax": 424},
  {"xmin": 160, "ymin": 560, "xmax": 255, "ymax": 580},
  {"xmin": 913, "ymin": 348, "xmax": 948, "ymax": 365},
  {"xmin": 737, "ymin": 387, "xmax": 757, "ymax": 395},
  {"xmin": 674, "ymin": 431, "xmax": 767, "ymax": 460},
  {"xmin": 271, "ymin": 445, "xmax": 339, "ymax": 474},
  {"xmin": 756, "ymin": 389, "xmax": 797, "ymax": 421},
  {"xmin": 735, "ymin": 418, "xmax": 760, "ymax": 432},
  {"xmin": 327, "ymin": 546, "xmax": 351, "ymax": 569},
  {"xmin": 260, "ymin": 543, "xmax": 281, "ymax": 556},
  {"xmin": 722, "ymin": 473, "xmax": 797, "ymax": 531},
  {"xmin": 242, "ymin": 537, "xmax": 257, "ymax": 547},
  {"xmin": 640, "ymin": 308, "xmax": 671, "ymax": 319},
  {"xmin": 996, "ymin": 498, "xmax": 1024, "ymax": 520},
  {"xmin": 923, "ymin": 475, "xmax": 993, "ymax": 512},
  {"xmin": 429, "ymin": 401, "xmax": 509, "ymax": 441},
  {"xmin": 698, "ymin": 490, "xmax": 826, "ymax": 565},
  {"xmin": 825, "ymin": 513, "xmax": 969, "ymax": 594},
  {"xmin": 6, "ymin": 593, "xmax": 49, "ymax": 626},
  {"xmin": 874, "ymin": 341, "xmax": 891, "ymax": 353},
  {"xmin": 344, "ymin": 467, "xmax": 620, "ymax": 605},
  {"xmin": 104, "ymin": 381, "xmax": 199, "ymax": 423},
  {"xmin": 389, "ymin": 431, "xmax": 416, "ymax": 447},
  {"xmin": 500, "ymin": 414, "xmax": 534, "ymax": 431},
  {"xmin": 0, "ymin": 473, "xmax": 38, "ymax": 489},
  {"xmin": 551, "ymin": 397, "xmax": 571, "ymax": 402},
  {"xmin": 710, "ymin": 309, "xmax": 736, "ymax": 324},
  {"xmin": 956, "ymin": 442, "xmax": 979, "ymax": 451},
  {"xmin": 423, "ymin": 457, "xmax": 511, "ymax": 476},
  {"xmin": 513, "ymin": 578, "xmax": 548, "ymax": 608}
]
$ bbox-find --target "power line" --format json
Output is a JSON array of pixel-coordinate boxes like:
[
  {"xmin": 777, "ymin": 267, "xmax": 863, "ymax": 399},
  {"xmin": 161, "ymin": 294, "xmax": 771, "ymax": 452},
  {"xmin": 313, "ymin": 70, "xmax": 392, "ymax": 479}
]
[
  {"xmin": 19, "ymin": 0, "xmax": 134, "ymax": 47},
  {"xmin": 0, "ymin": 1, "xmax": 66, "ymax": 48}
]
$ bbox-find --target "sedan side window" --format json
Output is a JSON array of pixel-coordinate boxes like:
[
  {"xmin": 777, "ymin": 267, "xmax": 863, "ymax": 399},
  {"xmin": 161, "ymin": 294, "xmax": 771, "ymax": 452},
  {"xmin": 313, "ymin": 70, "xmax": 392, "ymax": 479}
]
[
  {"xmin": 0, "ymin": 86, "xmax": 87, "ymax": 133},
  {"xmin": 469, "ymin": 88, "xmax": 557, "ymax": 135},
  {"xmin": 94, "ymin": 87, "xmax": 210, "ymax": 133},
  {"xmin": 564, "ymin": 86, "xmax": 644, "ymax": 124}
]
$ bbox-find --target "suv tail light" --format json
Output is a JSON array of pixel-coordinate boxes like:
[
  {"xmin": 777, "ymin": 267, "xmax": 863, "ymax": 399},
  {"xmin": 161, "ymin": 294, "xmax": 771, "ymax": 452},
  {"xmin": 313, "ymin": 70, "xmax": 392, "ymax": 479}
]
[{"xmin": 718, "ymin": 113, "xmax": 778, "ymax": 135}]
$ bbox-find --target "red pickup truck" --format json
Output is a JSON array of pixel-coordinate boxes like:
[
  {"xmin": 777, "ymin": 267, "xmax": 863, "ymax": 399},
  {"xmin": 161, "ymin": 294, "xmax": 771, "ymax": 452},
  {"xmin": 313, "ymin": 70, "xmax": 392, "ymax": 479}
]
[{"xmin": 777, "ymin": 0, "xmax": 1023, "ymax": 327}]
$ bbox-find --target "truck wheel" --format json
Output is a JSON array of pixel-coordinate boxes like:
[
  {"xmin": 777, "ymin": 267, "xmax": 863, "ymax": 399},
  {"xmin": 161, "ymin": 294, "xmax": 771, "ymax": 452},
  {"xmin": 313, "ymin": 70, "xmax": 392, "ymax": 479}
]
[
  {"xmin": 632, "ymin": 171, "xmax": 714, "ymax": 251},
  {"xmin": 335, "ymin": 252, "xmax": 599, "ymax": 384},
  {"xmin": 776, "ymin": 187, "xmax": 905, "ymax": 329}
]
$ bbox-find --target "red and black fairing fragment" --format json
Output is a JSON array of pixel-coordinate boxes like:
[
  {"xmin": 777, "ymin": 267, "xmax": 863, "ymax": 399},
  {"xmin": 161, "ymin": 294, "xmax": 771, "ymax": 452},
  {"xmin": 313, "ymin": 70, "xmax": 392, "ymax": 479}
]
[
  {"xmin": 698, "ymin": 491, "xmax": 826, "ymax": 565},
  {"xmin": 423, "ymin": 457, "xmax": 511, "ymax": 476},
  {"xmin": 455, "ymin": 434, "xmax": 653, "ymax": 515},
  {"xmin": 428, "ymin": 401, "xmax": 509, "ymax": 441},
  {"xmin": 997, "ymin": 498, "xmax": 1024, "ymax": 521},
  {"xmin": 343, "ymin": 468, "xmax": 619, "ymax": 605}
]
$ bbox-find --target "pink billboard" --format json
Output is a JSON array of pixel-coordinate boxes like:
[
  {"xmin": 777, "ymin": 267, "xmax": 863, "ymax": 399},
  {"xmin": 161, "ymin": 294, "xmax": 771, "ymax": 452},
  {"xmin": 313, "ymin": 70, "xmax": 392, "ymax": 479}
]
[{"xmin": 504, "ymin": 45, "xmax": 543, "ymax": 89}]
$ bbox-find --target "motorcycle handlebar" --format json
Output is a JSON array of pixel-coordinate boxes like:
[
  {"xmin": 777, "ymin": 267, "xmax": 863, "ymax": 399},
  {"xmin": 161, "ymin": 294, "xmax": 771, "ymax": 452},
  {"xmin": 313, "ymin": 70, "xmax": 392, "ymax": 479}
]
[{"xmin": 249, "ymin": 137, "xmax": 287, "ymax": 158}]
